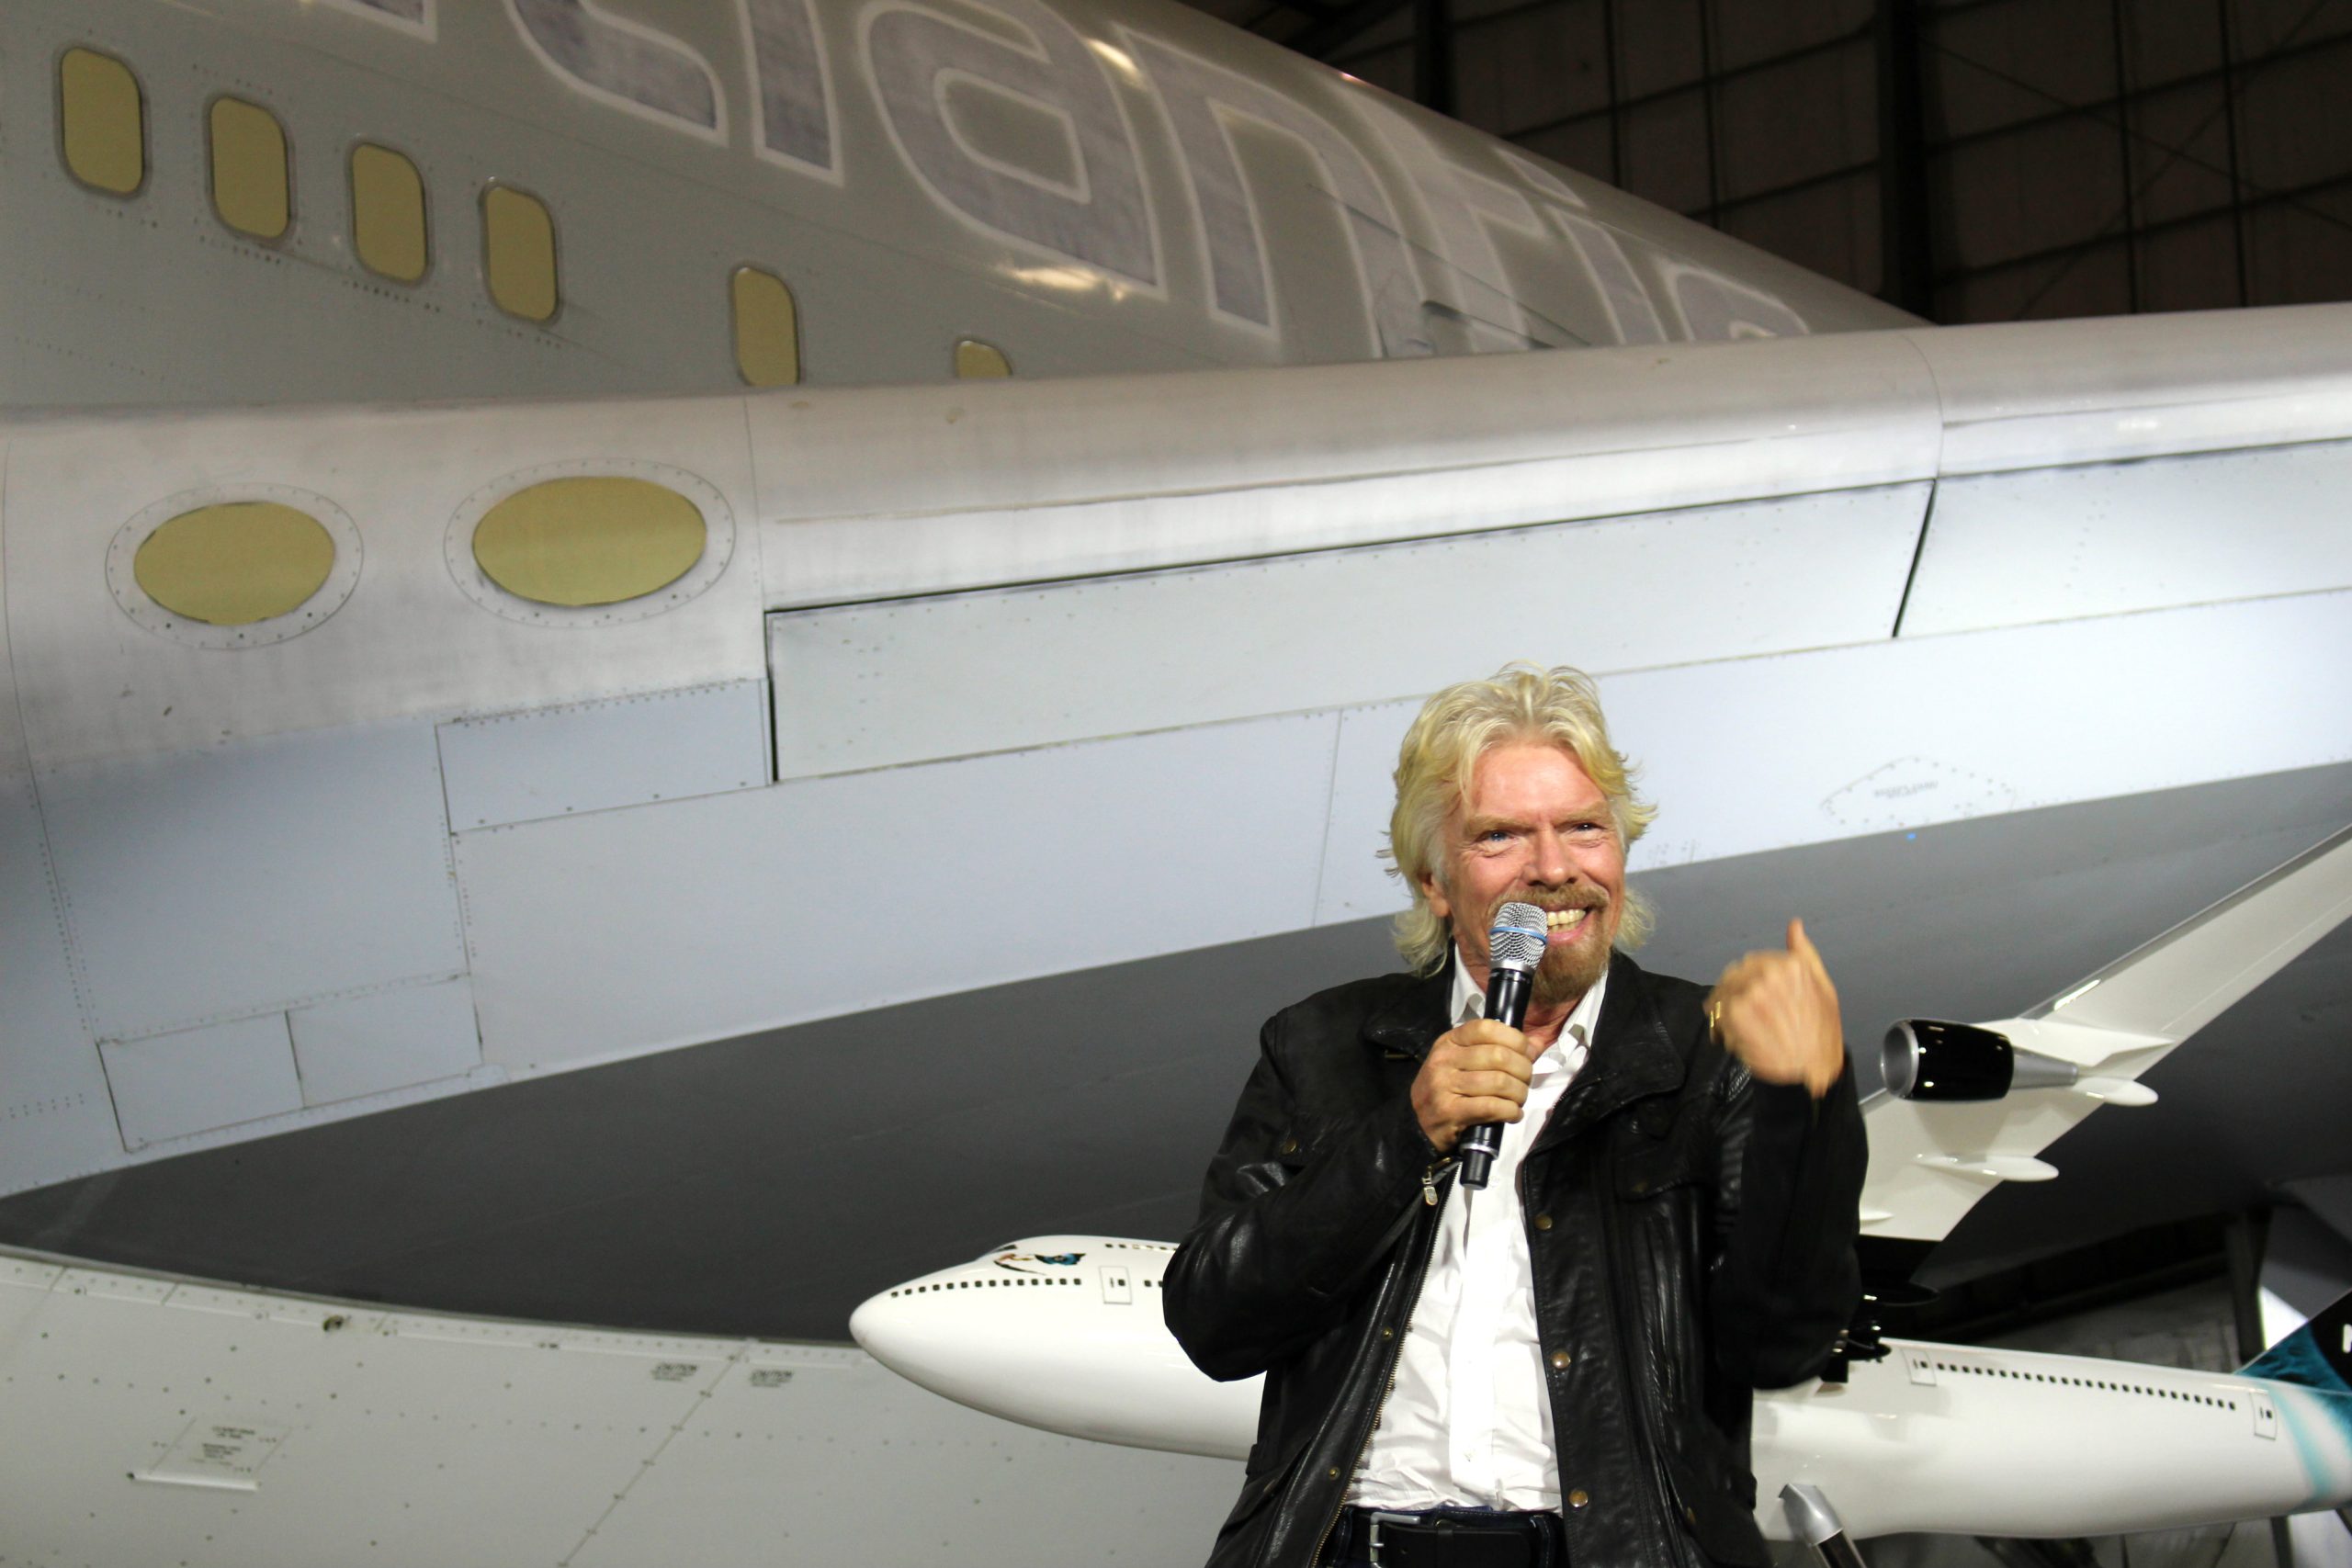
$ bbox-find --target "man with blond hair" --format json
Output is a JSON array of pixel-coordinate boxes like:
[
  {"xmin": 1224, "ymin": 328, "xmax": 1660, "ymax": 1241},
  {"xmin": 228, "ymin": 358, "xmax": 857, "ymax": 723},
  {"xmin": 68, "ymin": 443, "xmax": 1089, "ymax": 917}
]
[{"xmin": 1165, "ymin": 664, "xmax": 1866, "ymax": 1568}]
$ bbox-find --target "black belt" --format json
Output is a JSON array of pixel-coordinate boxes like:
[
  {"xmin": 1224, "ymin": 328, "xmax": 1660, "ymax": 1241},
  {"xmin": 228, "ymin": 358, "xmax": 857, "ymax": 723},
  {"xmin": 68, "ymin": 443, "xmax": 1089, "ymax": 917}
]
[{"xmin": 1329, "ymin": 1507, "xmax": 1565, "ymax": 1568}]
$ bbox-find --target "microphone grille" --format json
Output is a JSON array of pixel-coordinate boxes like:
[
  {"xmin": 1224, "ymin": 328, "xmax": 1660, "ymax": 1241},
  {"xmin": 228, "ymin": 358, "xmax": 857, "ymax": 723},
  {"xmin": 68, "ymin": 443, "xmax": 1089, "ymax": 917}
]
[{"xmin": 1488, "ymin": 902, "xmax": 1548, "ymax": 973}]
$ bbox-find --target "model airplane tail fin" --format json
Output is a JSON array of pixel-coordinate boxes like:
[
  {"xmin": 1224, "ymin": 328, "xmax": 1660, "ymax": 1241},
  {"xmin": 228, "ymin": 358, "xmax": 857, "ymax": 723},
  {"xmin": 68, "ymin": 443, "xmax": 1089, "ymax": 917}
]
[{"xmin": 2239, "ymin": 1289, "xmax": 2352, "ymax": 1394}]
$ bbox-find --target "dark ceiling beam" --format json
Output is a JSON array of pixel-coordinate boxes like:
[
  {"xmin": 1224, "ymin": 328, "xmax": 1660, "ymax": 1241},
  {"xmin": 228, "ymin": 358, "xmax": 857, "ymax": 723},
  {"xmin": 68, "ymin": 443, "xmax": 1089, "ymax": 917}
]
[
  {"xmin": 1283, "ymin": 0, "xmax": 1415, "ymax": 62},
  {"xmin": 1413, "ymin": 0, "xmax": 1454, "ymax": 115},
  {"xmin": 1877, "ymin": 0, "xmax": 1936, "ymax": 315}
]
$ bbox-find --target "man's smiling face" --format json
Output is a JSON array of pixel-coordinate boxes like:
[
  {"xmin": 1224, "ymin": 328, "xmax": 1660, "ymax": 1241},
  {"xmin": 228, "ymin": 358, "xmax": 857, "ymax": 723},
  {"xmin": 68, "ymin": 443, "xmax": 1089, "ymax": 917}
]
[{"xmin": 1421, "ymin": 740, "xmax": 1626, "ymax": 1010}]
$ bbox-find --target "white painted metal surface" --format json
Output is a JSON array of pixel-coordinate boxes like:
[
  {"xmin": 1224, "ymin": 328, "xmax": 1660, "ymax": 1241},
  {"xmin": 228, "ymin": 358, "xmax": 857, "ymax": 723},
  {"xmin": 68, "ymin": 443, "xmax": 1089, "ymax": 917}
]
[
  {"xmin": 437, "ymin": 678, "xmax": 771, "ymax": 830},
  {"xmin": 1914, "ymin": 308, "xmax": 2352, "ymax": 474},
  {"xmin": 770, "ymin": 485, "xmax": 1928, "ymax": 777},
  {"xmin": 37, "ymin": 719, "xmax": 466, "ymax": 1043},
  {"xmin": 454, "ymin": 710, "xmax": 1341, "ymax": 1072},
  {"xmin": 99, "ymin": 1015, "xmax": 305, "ymax": 1149},
  {"xmin": 748, "ymin": 332, "xmax": 1943, "ymax": 607},
  {"xmin": 0, "ymin": 1248, "xmax": 1238, "ymax": 1567},
  {"xmin": 288, "ymin": 977, "xmax": 483, "ymax": 1108},
  {"xmin": 1903, "ymin": 439, "xmax": 2352, "ymax": 637},
  {"xmin": 0, "ymin": 774, "xmax": 119, "ymax": 1190}
]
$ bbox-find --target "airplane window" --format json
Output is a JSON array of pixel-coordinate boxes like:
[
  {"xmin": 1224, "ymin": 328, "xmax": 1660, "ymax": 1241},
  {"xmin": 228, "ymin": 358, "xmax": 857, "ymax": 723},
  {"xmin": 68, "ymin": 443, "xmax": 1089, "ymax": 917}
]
[
  {"xmin": 482, "ymin": 184, "xmax": 558, "ymax": 322},
  {"xmin": 471, "ymin": 477, "xmax": 704, "ymax": 608},
  {"xmin": 954, "ymin": 339, "xmax": 1012, "ymax": 378},
  {"xmin": 60, "ymin": 47, "xmax": 145, "ymax": 196},
  {"xmin": 731, "ymin": 266, "xmax": 799, "ymax": 387},
  {"xmin": 134, "ymin": 502, "xmax": 336, "ymax": 626},
  {"xmin": 210, "ymin": 96, "xmax": 290, "ymax": 241},
  {"xmin": 352, "ymin": 143, "xmax": 427, "ymax": 283}
]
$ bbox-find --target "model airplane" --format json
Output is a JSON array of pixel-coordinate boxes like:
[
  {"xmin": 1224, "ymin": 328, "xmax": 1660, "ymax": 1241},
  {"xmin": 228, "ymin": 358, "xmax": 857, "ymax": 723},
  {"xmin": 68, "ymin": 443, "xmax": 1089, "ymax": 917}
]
[{"xmin": 848, "ymin": 822, "xmax": 2352, "ymax": 1544}]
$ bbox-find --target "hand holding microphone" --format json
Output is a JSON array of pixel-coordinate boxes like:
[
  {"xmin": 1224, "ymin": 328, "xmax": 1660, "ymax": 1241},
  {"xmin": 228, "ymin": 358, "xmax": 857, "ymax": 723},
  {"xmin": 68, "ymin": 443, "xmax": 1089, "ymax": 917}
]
[{"xmin": 1408, "ymin": 902, "xmax": 1550, "ymax": 1190}]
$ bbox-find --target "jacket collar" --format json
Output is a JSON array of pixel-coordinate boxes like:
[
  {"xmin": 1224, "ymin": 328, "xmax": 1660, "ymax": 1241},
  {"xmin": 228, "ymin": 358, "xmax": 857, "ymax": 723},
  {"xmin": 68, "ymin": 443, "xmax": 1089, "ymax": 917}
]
[{"xmin": 1361, "ymin": 961, "xmax": 1455, "ymax": 1061}]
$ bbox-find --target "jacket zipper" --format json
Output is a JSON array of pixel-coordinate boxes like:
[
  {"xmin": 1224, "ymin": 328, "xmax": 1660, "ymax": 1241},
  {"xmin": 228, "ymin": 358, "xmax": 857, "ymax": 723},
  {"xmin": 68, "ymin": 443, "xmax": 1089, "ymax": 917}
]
[{"xmin": 1307, "ymin": 1156, "xmax": 1452, "ymax": 1567}]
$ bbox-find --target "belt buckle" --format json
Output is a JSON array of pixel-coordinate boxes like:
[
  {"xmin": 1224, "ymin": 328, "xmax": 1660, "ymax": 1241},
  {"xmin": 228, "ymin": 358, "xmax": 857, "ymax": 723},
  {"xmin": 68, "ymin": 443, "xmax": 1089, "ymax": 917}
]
[{"xmin": 1364, "ymin": 1511, "xmax": 1422, "ymax": 1568}]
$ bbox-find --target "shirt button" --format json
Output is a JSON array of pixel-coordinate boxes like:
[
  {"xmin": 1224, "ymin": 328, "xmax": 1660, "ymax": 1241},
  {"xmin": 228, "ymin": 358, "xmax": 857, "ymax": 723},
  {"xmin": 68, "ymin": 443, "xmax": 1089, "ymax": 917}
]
[
  {"xmin": 1533, "ymin": 1213, "xmax": 1554, "ymax": 1231},
  {"xmin": 1568, "ymin": 1489, "xmax": 1590, "ymax": 1509},
  {"xmin": 1548, "ymin": 1349, "xmax": 1572, "ymax": 1371}
]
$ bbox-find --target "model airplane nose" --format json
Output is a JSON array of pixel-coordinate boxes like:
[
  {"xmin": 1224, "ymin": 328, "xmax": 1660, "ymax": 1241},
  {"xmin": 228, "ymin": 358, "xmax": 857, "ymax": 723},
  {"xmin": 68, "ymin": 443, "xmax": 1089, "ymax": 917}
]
[
  {"xmin": 846, "ymin": 1282, "xmax": 935, "ymax": 1382},
  {"xmin": 850, "ymin": 1240, "xmax": 1259, "ymax": 1460}
]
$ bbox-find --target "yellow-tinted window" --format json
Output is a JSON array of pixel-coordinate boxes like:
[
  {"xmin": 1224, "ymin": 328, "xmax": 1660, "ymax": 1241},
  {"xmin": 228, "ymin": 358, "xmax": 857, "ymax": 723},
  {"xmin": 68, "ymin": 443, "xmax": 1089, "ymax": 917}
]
[
  {"xmin": 351, "ymin": 142, "xmax": 426, "ymax": 283},
  {"xmin": 210, "ymin": 96, "xmax": 289, "ymax": 240},
  {"xmin": 60, "ymin": 48, "xmax": 144, "ymax": 196},
  {"xmin": 482, "ymin": 185, "xmax": 558, "ymax": 322},
  {"xmin": 472, "ymin": 478, "xmax": 704, "ymax": 607},
  {"xmin": 134, "ymin": 502, "xmax": 336, "ymax": 626},
  {"xmin": 731, "ymin": 266, "xmax": 799, "ymax": 388},
  {"xmin": 955, "ymin": 339, "xmax": 1012, "ymax": 378}
]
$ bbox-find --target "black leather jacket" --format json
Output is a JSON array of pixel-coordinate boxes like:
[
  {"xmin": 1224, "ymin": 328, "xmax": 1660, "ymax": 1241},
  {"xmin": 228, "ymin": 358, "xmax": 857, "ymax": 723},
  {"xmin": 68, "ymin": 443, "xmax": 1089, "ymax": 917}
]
[{"xmin": 1163, "ymin": 953, "xmax": 1866, "ymax": 1568}]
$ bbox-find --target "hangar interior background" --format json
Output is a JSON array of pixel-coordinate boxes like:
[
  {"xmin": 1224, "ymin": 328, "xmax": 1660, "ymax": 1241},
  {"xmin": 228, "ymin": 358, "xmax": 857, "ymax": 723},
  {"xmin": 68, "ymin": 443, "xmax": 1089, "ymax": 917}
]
[{"xmin": 1192, "ymin": 0, "xmax": 2352, "ymax": 323}]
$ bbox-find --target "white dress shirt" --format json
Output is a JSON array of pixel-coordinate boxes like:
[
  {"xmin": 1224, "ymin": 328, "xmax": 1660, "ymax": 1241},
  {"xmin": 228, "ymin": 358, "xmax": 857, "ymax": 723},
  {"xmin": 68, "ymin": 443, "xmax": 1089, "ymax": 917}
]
[{"xmin": 1350, "ymin": 952, "xmax": 1607, "ymax": 1510}]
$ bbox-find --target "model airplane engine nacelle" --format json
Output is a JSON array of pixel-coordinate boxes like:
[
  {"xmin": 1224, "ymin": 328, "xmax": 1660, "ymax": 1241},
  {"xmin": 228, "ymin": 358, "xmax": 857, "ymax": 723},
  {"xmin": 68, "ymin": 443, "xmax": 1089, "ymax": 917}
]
[{"xmin": 1881, "ymin": 1020, "xmax": 2078, "ymax": 1101}]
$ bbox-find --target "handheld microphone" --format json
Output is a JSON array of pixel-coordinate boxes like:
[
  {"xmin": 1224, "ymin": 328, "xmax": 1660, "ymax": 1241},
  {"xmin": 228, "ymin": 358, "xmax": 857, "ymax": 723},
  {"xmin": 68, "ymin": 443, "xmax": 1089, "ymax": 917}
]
[{"xmin": 1457, "ymin": 900, "xmax": 1547, "ymax": 1190}]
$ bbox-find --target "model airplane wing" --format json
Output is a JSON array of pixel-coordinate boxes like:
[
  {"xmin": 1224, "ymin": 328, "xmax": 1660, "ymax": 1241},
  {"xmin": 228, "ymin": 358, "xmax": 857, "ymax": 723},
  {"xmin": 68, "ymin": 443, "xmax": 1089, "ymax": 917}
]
[{"xmin": 1859, "ymin": 821, "xmax": 2352, "ymax": 1242}]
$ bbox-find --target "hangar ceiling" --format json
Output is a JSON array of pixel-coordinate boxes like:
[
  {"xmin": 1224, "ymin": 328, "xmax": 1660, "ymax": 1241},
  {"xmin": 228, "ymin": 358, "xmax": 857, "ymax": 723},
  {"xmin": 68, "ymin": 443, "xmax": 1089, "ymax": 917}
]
[{"xmin": 1182, "ymin": 0, "xmax": 2352, "ymax": 322}]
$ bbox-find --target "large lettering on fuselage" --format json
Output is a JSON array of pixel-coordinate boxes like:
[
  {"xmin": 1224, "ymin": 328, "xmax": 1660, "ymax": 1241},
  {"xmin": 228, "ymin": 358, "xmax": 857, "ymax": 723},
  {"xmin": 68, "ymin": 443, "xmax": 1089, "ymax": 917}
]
[
  {"xmin": 1498, "ymin": 152, "xmax": 1667, "ymax": 346},
  {"xmin": 428, "ymin": 0, "xmax": 1812, "ymax": 353},
  {"xmin": 1364, "ymin": 102, "xmax": 1557, "ymax": 352},
  {"xmin": 742, "ymin": 0, "xmax": 838, "ymax": 175},
  {"xmin": 504, "ymin": 0, "xmax": 728, "ymax": 141},
  {"xmin": 1124, "ymin": 35, "xmax": 1427, "ymax": 356},
  {"xmin": 324, "ymin": 0, "xmax": 434, "ymax": 36},
  {"xmin": 866, "ymin": 0, "xmax": 1156, "ymax": 286}
]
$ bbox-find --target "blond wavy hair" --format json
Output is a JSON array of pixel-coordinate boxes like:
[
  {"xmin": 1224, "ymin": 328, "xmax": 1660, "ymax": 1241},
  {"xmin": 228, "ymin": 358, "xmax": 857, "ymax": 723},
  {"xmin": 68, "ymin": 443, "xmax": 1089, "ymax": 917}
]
[{"xmin": 1385, "ymin": 663, "xmax": 1657, "ymax": 973}]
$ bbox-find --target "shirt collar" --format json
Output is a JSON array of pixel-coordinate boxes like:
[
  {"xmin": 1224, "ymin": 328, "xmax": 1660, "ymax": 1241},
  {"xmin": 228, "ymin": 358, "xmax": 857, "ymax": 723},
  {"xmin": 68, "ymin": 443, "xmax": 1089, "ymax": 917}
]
[{"xmin": 1449, "ymin": 945, "xmax": 1609, "ymax": 1066}]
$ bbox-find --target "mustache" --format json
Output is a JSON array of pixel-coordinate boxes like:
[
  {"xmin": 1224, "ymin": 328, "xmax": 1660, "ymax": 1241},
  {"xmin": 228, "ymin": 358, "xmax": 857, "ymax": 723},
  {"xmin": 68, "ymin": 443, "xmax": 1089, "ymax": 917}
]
[{"xmin": 1484, "ymin": 889, "xmax": 1608, "ymax": 919}]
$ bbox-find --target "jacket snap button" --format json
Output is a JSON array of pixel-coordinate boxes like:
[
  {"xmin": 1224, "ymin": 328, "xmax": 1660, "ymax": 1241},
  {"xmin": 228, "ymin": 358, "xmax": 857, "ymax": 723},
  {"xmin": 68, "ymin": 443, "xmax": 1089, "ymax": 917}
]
[
  {"xmin": 1382, "ymin": 1327, "xmax": 1396, "ymax": 1340},
  {"xmin": 1548, "ymin": 1349, "xmax": 1571, "ymax": 1371},
  {"xmin": 1567, "ymin": 1489, "xmax": 1590, "ymax": 1509},
  {"xmin": 1329, "ymin": 1467, "xmax": 1343, "ymax": 1481},
  {"xmin": 1282, "ymin": 1138, "xmax": 1300, "ymax": 1155},
  {"xmin": 1684, "ymin": 1506, "xmax": 1699, "ymax": 1527},
  {"xmin": 1533, "ymin": 1213, "xmax": 1553, "ymax": 1231},
  {"xmin": 1631, "ymin": 1179, "xmax": 1650, "ymax": 1196}
]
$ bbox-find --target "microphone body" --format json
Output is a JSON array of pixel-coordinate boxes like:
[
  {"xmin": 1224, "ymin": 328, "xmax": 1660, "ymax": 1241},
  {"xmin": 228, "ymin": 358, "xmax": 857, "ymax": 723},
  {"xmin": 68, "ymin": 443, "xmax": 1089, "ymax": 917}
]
[{"xmin": 1457, "ymin": 903, "xmax": 1547, "ymax": 1190}]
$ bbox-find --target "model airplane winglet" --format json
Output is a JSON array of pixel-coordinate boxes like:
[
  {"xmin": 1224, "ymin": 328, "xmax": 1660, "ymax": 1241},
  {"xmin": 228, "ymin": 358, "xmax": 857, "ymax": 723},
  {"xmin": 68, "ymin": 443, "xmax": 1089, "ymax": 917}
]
[{"xmin": 1859, "ymin": 820, "xmax": 2352, "ymax": 1242}]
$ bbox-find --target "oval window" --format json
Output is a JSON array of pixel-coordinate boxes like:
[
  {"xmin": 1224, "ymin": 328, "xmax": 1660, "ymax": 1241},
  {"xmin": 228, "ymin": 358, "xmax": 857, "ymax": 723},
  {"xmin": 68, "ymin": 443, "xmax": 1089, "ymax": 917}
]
[
  {"xmin": 954, "ymin": 338, "xmax": 1012, "ymax": 378},
  {"xmin": 471, "ymin": 477, "xmax": 706, "ymax": 607},
  {"xmin": 133, "ymin": 502, "xmax": 336, "ymax": 626}
]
